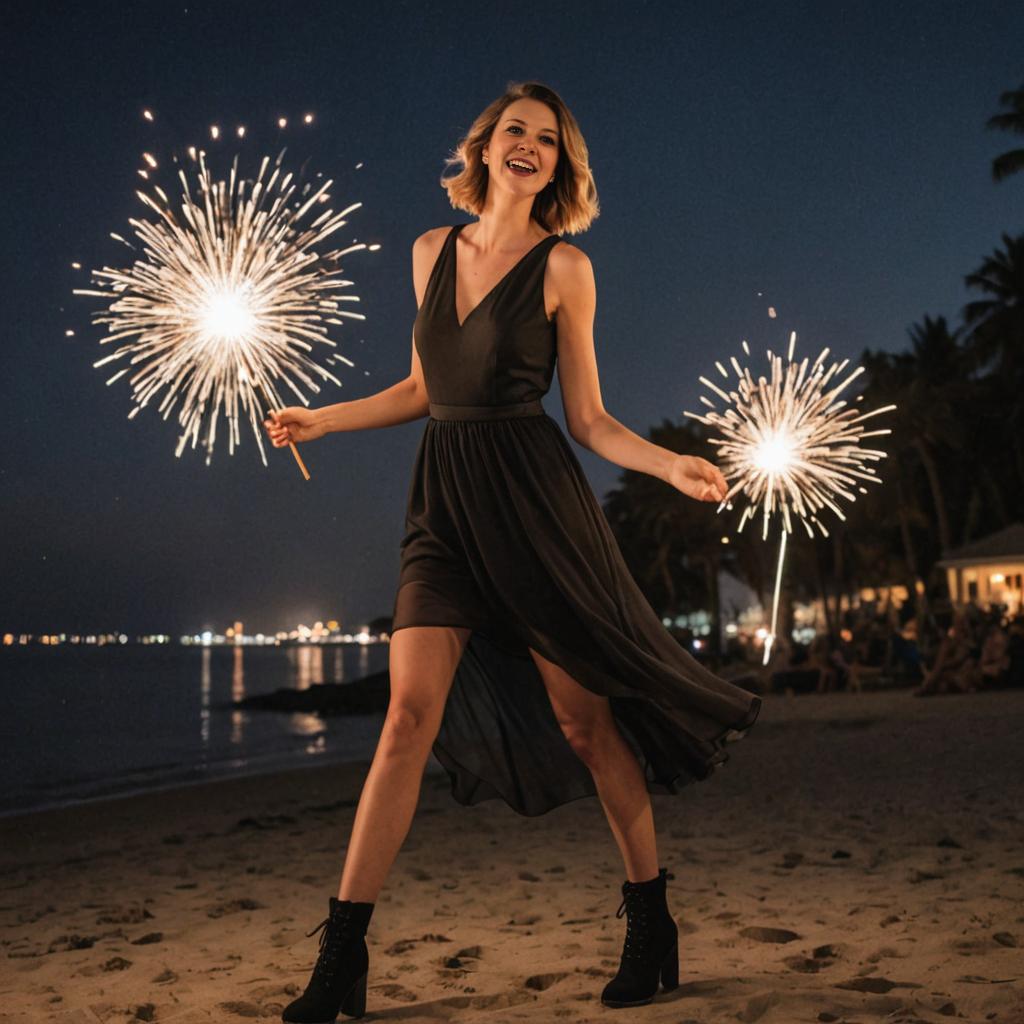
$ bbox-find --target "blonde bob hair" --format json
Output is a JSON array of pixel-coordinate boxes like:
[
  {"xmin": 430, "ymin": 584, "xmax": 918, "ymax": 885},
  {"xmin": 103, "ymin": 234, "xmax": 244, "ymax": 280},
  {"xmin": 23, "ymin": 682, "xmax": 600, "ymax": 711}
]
[{"xmin": 440, "ymin": 81, "xmax": 599, "ymax": 236}]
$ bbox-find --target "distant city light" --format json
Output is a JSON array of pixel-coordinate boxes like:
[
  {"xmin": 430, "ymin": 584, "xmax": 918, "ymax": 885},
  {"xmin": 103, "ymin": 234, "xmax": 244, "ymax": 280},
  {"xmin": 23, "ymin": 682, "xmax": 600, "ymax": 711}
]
[{"xmin": 2, "ymin": 621, "xmax": 396, "ymax": 648}]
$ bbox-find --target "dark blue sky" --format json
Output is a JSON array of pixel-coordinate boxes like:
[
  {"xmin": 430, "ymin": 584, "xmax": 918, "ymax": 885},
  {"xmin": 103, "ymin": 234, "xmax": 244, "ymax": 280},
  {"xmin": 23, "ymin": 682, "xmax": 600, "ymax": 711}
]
[{"xmin": 2, "ymin": 1, "xmax": 1021, "ymax": 635}]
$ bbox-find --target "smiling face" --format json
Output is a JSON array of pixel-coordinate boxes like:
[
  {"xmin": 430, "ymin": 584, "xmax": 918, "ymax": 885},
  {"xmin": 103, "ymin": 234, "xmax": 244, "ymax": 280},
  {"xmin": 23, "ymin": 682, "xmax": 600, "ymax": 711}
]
[{"xmin": 482, "ymin": 96, "xmax": 560, "ymax": 196}]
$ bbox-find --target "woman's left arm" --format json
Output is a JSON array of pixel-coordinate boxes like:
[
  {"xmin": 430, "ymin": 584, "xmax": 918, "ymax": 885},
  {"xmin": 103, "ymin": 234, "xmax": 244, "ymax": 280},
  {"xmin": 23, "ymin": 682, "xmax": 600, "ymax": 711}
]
[{"xmin": 551, "ymin": 244, "xmax": 728, "ymax": 504}]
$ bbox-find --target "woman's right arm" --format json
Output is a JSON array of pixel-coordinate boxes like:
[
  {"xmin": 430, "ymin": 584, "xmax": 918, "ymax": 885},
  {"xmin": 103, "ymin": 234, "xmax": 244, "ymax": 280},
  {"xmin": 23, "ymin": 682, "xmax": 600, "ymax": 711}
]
[
  {"xmin": 314, "ymin": 334, "xmax": 429, "ymax": 433},
  {"xmin": 265, "ymin": 229, "xmax": 446, "ymax": 444}
]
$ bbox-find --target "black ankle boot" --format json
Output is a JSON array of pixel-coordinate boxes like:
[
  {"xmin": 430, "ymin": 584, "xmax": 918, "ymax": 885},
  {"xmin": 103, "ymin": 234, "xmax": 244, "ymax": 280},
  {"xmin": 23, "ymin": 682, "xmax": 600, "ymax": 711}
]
[
  {"xmin": 282, "ymin": 896, "xmax": 375, "ymax": 1022},
  {"xmin": 600, "ymin": 866, "xmax": 679, "ymax": 1008}
]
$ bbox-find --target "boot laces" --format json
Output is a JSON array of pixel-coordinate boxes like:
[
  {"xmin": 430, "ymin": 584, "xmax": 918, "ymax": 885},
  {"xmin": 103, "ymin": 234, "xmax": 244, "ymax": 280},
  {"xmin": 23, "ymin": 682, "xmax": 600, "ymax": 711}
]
[
  {"xmin": 305, "ymin": 914, "xmax": 357, "ymax": 981},
  {"xmin": 615, "ymin": 890, "xmax": 652, "ymax": 963}
]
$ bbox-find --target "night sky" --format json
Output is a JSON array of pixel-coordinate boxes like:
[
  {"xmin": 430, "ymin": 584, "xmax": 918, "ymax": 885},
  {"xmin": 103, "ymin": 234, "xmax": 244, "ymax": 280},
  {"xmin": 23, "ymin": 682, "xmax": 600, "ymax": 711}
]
[{"xmin": 3, "ymin": 1, "xmax": 1021, "ymax": 636}]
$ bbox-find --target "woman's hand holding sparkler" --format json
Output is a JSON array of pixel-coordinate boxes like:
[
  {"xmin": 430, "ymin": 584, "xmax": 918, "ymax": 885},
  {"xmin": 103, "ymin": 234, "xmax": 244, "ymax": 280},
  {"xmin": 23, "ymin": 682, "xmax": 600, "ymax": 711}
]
[
  {"xmin": 263, "ymin": 408, "xmax": 326, "ymax": 447},
  {"xmin": 667, "ymin": 454, "xmax": 729, "ymax": 504}
]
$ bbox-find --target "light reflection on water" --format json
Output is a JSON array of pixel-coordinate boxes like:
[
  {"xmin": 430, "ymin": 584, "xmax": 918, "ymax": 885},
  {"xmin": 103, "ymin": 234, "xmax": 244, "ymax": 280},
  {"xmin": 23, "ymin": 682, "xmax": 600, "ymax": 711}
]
[
  {"xmin": 213, "ymin": 644, "xmax": 385, "ymax": 762},
  {"xmin": 0, "ymin": 641, "xmax": 391, "ymax": 817}
]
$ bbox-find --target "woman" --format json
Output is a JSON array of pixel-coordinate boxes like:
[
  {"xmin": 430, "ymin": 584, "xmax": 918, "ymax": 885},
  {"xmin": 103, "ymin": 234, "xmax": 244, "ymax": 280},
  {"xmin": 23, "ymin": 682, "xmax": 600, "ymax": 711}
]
[{"xmin": 265, "ymin": 81, "xmax": 761, "ymax": 1021}]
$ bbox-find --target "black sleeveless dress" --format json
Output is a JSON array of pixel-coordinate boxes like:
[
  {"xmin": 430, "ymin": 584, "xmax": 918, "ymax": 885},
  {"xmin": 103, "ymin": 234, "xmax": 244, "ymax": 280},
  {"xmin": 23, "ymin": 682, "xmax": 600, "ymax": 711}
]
[{"xmin": 392, "ymin": 222, "xmax": 761, "ymax": 817}]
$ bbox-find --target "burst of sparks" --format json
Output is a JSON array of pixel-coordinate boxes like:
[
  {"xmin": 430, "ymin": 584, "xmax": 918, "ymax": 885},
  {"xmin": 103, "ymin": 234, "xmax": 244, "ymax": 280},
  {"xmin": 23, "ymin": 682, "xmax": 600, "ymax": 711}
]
[
  {"xmin": 684, "ymin": 330, "xmax": 896, "ymax": 662},
  {"xmin": 685, "ymin": 330, "xmax": 895, "ymax": 542},
  {"xmin": 75, "ymin": 148, "xmax": 379, "ymax": 466}
]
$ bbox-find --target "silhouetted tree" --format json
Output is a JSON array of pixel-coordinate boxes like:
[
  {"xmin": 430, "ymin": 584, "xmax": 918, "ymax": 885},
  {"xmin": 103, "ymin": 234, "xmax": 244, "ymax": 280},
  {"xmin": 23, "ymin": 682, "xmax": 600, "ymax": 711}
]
[
  {"xmin": 603, "ymin": 418, "xmax": 745, "ymax": 655},
  {"xmin": 986, "ymin": 80, "xmax": 1024, "ymax": 183},
  {"xmin": 962, "ymin": 233, "xmax": 1024, "ymax": 503}
]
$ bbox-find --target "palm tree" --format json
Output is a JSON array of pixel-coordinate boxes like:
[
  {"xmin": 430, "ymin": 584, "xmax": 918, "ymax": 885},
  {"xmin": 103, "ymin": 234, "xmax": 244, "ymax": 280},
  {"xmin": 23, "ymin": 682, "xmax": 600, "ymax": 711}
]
[
  {"xmin": 603, "ymin": 418, "xmax": 740, "ymax": 656},
  {"xmin": 986, "ymin": 81, "xmax": 1024, "ymax": 183},
  {"xmin": 855, "ymin": 334, "xmax": 965, "ymax": 634},
  {"xmin": 963, "ymin": 233, "xmax": 1024, "ymax": 375},
  {"xmin": 962, "ymin": 234, "xmax": 1024, "ymax": 500},
  {"xmin": 874, "ymin": 318, "xmax": 968, "ymax": 557},
  {"xmin": 604, "ymin": 420, "xmax": 698, "ymax": 616}
]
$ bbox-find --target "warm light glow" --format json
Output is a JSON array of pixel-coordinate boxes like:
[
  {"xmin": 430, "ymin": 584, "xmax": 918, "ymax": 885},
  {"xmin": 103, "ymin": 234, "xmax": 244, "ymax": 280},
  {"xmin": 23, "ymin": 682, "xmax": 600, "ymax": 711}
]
[
  {"xmin": 685, "ymin": 330, "xmax": 895, "ymax": 542},
  {"xmin": 753, "ymin": 433, "xmax": 795, "ymax": 474},
  {"xmin": 143, "ymin": 109, "xmax": 154, "ymax": 122},
  {"xmin": 991, "ymin": 573, "xmax": 1005, "ymax": 584},
  {"xmin": 278, "ymin": 117, "xmax": 287, "ymax": 128},
  {"xmin": 198, "ymin": 286, "xmax": 257, "ymax": 340},
  {"xmin": 210, "ymin": 125, "xmax": 220, "ymax": 140},
  {"xmin": 304, "ymin": 113, "xmax": 314, "ymax": 124},
  {"xmin": 142, "ymin": 152, "xmax": 157, "ymax": 169},
  {"xmin": 237, "ymin": 125, "xmax": 246, "ymax": 138}
]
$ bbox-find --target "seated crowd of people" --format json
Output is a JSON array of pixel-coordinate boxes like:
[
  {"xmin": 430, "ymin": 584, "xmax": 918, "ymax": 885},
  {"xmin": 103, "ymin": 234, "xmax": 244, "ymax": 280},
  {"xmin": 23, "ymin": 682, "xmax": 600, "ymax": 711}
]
[{"xmin": 726, "ymin": 602, "xmax": 1024, "ymax": 696}]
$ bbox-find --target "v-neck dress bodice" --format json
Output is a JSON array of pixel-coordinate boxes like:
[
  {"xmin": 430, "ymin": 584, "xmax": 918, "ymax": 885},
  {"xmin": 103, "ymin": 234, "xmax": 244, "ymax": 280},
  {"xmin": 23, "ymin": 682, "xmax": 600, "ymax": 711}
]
[
  {"xmin": 391, "ymin": 222, "xmax": 761, "ymax": 819},
  {"xmin": 413, "ymin": 222, "xmax": 561, "ymax": 407}
]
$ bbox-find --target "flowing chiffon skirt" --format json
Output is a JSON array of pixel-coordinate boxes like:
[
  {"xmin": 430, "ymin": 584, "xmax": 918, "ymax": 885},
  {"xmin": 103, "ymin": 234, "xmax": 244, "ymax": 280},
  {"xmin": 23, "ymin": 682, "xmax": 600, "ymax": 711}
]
[{"xmin": 392, "ymin": 402, "xmax": 761, "ymax": 818}]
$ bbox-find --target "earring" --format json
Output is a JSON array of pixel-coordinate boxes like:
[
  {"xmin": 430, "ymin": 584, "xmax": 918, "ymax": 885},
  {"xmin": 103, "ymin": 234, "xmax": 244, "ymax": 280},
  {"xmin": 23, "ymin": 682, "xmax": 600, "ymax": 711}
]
[{"xmin": 482, "ymin": 154, "xmax": 488, "ymax": 164}]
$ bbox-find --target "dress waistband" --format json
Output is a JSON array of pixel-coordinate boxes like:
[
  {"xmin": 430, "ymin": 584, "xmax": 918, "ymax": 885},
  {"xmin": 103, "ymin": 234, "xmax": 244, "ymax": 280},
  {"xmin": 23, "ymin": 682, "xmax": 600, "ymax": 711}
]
[{"xmin": 428, "ymin": 400, "xmax": 545, "ymax": 421}]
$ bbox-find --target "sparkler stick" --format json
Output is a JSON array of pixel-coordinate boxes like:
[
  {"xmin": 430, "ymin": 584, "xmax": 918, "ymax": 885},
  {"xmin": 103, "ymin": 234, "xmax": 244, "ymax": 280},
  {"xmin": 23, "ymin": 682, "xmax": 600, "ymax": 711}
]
[
  {"xmin": 685, "ymin": 331, "xmax": 895, "ymax": 664},
  {"xmin": 252, "ymin": 378, "xmax": 310, "ymax": 481}
]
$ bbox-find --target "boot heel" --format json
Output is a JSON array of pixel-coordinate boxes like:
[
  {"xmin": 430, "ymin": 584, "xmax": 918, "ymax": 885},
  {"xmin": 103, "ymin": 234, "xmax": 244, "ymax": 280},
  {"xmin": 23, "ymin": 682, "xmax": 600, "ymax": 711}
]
[
  {"xmin": 660, "ymin": 939, "xmax": 678, "ymax": 991},
  {"xmin": 340, "ymin": 969, "xmax": 367, "ymax": 1018}
]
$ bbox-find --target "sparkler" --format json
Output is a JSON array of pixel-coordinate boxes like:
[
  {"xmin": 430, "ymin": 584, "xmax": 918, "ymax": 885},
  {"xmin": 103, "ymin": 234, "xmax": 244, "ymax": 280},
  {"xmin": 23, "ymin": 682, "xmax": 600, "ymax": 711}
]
[
  {"xmin": 75, "ymin": 139, "xmax": 378, "ymax": 477},
  {"xmin": 685, "ymin": 330, "xmax": 896, "ymax": 663}
]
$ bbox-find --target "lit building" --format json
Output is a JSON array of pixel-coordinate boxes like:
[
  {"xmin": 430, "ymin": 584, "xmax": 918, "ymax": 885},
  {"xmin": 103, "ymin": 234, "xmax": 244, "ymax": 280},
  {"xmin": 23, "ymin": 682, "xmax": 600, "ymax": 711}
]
[{"xmin": 937, "ymin": 522, "xmax": 1024, "ymax": 615}]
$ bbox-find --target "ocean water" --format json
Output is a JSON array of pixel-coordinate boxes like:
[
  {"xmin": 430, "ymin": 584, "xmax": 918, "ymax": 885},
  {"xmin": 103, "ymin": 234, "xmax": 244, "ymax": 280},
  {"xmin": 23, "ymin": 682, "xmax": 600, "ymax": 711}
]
[{"xmin": 0, "ymin": 642, "xmax": 390, "ymax": 818}]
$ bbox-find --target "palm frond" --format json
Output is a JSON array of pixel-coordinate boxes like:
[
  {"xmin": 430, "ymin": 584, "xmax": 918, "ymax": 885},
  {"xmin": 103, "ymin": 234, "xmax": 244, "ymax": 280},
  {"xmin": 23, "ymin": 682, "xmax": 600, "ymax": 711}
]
[{"xmin": 992, "ymin": 148, "xmax": 1024, "ymax": 182}]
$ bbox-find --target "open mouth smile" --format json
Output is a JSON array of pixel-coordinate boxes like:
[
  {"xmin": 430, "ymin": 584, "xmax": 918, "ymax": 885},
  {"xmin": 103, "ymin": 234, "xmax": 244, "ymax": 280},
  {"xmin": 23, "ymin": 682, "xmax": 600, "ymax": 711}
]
[{"xmin": 505, "ymin": 158, "xmax": 537, "ymax": 176}]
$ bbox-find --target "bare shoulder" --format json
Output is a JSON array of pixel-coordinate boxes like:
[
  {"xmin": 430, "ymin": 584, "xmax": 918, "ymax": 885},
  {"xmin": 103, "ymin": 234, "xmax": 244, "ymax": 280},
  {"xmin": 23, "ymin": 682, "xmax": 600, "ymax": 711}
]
[
  {"xmin": 411, "ymin": 226, "xmax": 456, "ymax": 305},
  {"xmin": 547, "ymin": 240, "xmax": 595, "ymax": 312},
  {"xmin": 412, "ymin": 225, "xmax": 453, "ymax": 265},
  {"xmin": 549, "ymin": 239, "xmax": 593, "ymax": 279},
  {"xmin": 413, "ymin": 225, "xmax": 453, "ymax": 250}
]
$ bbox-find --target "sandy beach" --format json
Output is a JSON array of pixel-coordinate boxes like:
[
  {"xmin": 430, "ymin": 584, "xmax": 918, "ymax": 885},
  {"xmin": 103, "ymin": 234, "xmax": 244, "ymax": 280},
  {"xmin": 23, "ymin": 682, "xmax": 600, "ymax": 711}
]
[{"xmin": 2, "ymin": 686, "xmax": 1022, "ymax": 1024}]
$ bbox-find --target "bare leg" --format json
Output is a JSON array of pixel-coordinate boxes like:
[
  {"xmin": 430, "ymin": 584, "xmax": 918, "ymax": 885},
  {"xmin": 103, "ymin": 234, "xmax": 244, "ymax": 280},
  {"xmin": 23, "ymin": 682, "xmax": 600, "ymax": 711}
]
[
  {"xmin": 529, "ymin": 647, "xmax": 659, "ymax": 883},
  {"xmin": 337, "ymin": 625, "xmax": 471, "ymax": 902}
]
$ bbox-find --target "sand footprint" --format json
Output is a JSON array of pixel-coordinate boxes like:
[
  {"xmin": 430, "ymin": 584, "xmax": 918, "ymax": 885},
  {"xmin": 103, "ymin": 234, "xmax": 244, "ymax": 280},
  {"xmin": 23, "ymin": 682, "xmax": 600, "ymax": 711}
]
[
  {"xmin": 738, "ymin": 926, "xmax": 801, "ymax": 943},
  {"xmin": 524, "ymin": 970, "xmax": 571, "ymax": 990},
  {"xmin": 206, "ymin": 897, "xmax": 264, "ymax": 918}
]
